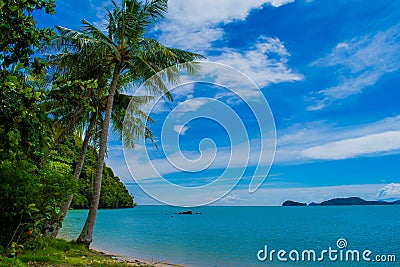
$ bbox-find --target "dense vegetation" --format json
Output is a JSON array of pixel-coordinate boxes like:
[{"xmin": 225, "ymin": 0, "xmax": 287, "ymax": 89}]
[
  {"xmin": 52, "ymin": 0, "xmax": 201, "ymax": 246},
  {"xmin": 1, "ymin": 0, "xmax": 199, "ymax": 260},
  {"xmin": 52, "ymin": 136, "xmax": 134, "ymax": 210},
  {"xmin": 0, "ymin": 0, "xmax": 132, "ymax": 251},
  {"xmin": 0, "ymin": 238, "xmax": 152, "ymax": 266},
  {"xmin": 1, "ymin": 0, "xmax": 68, "ymax": 250}
]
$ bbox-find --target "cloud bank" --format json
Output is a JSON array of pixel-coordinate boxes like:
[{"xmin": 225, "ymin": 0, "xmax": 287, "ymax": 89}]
[
  {"xmin": 377, "ymin": 183, "xmax": 400, "ymax": 200},
  {"xmin": 309, "ymin": 24, "xmax": 400, "ymax": 110}
]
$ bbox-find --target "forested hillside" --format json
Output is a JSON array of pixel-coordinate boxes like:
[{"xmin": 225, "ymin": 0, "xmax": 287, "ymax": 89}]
[
  {"xmin": 0, "ymin": 0, "xmax": 198, "ymax": 252},
  {"xmin": 54, "ymin": 136, "xmax": 134, "ymax": 210}
]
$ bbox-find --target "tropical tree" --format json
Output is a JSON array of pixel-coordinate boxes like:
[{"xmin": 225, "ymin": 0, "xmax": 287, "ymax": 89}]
[
  {"xmin": 0, "ymin": 0, "xmax": 76, "ymax": 248},
  {"xmin": 46, "ymin": 58, "xmax": 155, "ymax": 237},
  {"xmin": 0, "ymin": 0, "xmax": 55, "ymax": 68},
  {"xmin": 53, "ymin": 0, "xmax": 202, "ymax": 246}
]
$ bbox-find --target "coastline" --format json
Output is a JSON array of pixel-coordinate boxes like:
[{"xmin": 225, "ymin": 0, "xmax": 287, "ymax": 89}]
[
  {"xmin": 59, "ymin": 236, "xmax": 190, "ymax": 267},
  {"xmin": 93, "ymin": 247, "xmax": 189, "ymax": 267},
  {"xmin": 59, "ymin": 206, "xmax": 400, "ymax": 267}
]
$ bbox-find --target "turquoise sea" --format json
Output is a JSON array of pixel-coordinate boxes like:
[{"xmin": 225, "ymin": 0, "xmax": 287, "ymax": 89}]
[{"xmin": 60, "ymin": 206, "xmax": 400, "ymax": 267}]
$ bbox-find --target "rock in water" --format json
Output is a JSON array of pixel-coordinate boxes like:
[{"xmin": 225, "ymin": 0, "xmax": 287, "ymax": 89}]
[{"xmin": 174, "ymin": 210, "xmax": 193, "ymax": 215}]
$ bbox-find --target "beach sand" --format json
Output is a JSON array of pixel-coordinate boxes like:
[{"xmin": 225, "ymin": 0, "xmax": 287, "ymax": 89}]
[{"xmin": 92, "ymin": 247, "xmax": 189, "ymax": 267}]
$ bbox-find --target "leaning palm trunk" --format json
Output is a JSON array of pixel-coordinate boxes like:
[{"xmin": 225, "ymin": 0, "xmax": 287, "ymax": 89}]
[
  {"xmin": 53, "ymin": 0, "xmax": 202, "ymax": 248},
  {"xmin": 52, "ymin": 117, "xmax": 96, "ymax": 237},
  {"xmin": 53, "ymin": 108, "xmax": 85, "ymax": 146},
  {"xmin": 77, "ymin": 66, "xmax": 121, "ymax": 246}
]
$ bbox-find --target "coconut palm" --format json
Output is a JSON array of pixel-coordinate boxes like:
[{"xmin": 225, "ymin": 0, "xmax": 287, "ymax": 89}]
[
  {"xmin": 53, "ymin": 0, "xmax": 202, "ymax": 246},
  {"xmin": 46, "ymin": 58, "xmax": 155, "ymax": 237}
]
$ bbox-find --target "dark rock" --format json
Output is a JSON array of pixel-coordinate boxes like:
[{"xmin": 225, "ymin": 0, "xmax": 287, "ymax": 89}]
[
  {"xmin": 282, "ymin": 200, "xmax": 307, "ymax": 206},
  {"xmin": 195, "ymin": 212, "xmax": 202, "ymax": 214},
  {"xmin": 174, "ymin": 210, "xmax": 193, "ymax": 215}
]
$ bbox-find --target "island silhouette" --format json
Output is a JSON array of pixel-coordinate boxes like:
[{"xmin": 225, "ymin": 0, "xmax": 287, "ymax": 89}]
[{"xmin": 282, "ymin": 197, "xmax": 400, "ymax": 206}]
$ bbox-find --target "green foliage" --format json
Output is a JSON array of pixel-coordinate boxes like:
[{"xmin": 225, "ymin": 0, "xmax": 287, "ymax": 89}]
[
  {"xmin": 1, "ymin": 0, "xmax": 190, "ymax": 252},
  {"xmin": 47, "ymin": 78, "xmax": 99, "ymax": 124},
  {"xmin": 47, "ymin": 133, "xmax": 134, "ymax": 210},
  {"xmin": 0, "ymin": 0, "xmax": 55, "ymax": 68},
  {"xmin": 0, "ymin": 0, "xmax": 74, "ymax": 250},
  {"xmin": 0, "ymin": 68, "xmax": 72, "ymax": 247},
  {"xmin": 0, "ymin": 0, "xmax": 57, "ymax": 164},
  {"xmin": 0, "ymin": 160, "xmax": 74, "ymax": 248},
  {"xmin": 70, "ymin": 145, "xmax": 135, "ymax": 209},
  {"xmin": 99, "ymin": 166, "xmax": 135, "ymax": 209},
  {"xmin": 52, "ymin": 0, "xmax": 203, "ymax": 150},
  {"xmin": 0, "ymin": 238, "xmax": 149, "ymax": 266},
  {"xmin": 0, "ymin": 69, "xmax": 48, "ymax": 162}
]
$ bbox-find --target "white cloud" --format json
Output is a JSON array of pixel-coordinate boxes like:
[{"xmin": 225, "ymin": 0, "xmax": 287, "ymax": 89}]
[
  {"xmin": 109, "ymin": 115, "xmax": 400, "ymax": 186},
  {"xmin": 211, "ymin": 37, "xmax": 303, "ymax": 88},
  {"xmin": 165, "ymin": 0, "xmax": 293, "ymax": 27},
  {"xmin": 219, "ymin": 194, "xmax": 251, "ymax": 203},
  {"xmin": 113, "ymin": 128, "xmax": 274, "ymax": 183},
  {"xmin": 156, "ymin": 0, "xmax": 301, "ymax": 91},
  {"xmin": 126, "ymin": 182, "xmax": 387, "ymax": 206},
  {"xmin": 173, "ymin": 125, "xmax": 189, "ymax": 135},
  {"xmin": 269, "ymin": 0, "xmax": 295, "ymax": 6},
  {"xmin": 123, "ymin": 142, "xmax": 244, "ymax": 180},
  {"xmin": 212, "ymin": 183, "xmax": 386, "ymax": 206},
  {"xmin": 171, "ymin": 83, "xmax": 196, "ymax": 100},
  {"xmin": 158, "ymin": 0, "xmax": 303, "ymax": 91},
  {"xmin": 275, "ymin": 115, "xmax": 400, "ymax": 162},
  {"xmin": 110, "ymin": 115, "xmax": 400, "ymax": 184},
  {"xmin": 159, "ymin": 0, "xmax": 295, "ymax": 52},
  {"xmin": 177, "ymin": 99, "xmax": 208, "ymax": 112},
  {"xmin": 309, "ymin": 23, "xmax": 400, "ymax": 110},
  {"xmin": 377, "ymin": 183, "xmax": 400, "ymax": 200},
  {"xmin": 92, "ymin": 0, "xmax": 113, "ymax": 31},
  {"xmin": 90, "ymin": 0, "xmax": 301, "ymax": 93},
  {"xmin": 302, "ymin": 131, "xmax": 400, "ymax": 160}
]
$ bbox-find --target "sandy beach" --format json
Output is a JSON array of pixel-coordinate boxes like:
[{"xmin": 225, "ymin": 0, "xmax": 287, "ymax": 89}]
[{"xmin": 89, "ymin": 246, "xmax": 190, "ymax": 267}]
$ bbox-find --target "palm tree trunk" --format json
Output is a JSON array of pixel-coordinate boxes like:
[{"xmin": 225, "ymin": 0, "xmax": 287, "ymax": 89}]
[
  {"xmin": 52, "ymin": 107, "xmax": 86, "ymax": 148},
  {"xmin": 53, "ymin": 88, "xmax": 95, "ymax": 148},
  {"xmin": 77, "ymin": 65, "xmax": 121, "ymax": 247},
  {"xmin": 52, "ymin": 116, "xmax": 96, "ymax": 238}
]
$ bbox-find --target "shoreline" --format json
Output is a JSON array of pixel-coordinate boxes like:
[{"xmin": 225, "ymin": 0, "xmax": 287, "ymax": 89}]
[
  {"xmin": 59, "ymin": 237, "xmax": 190, "ymax": 267},
  {"xmin": 94, "ymin": 248, "xmax": 189, "ymax": 267},
  {"xmin": 57, "ymin": 206, "xmax": 400, "ymax": 267}
]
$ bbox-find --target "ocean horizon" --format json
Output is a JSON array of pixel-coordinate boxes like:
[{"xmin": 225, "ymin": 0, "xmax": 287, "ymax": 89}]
[{"xmin": 60, "ymin": 205, "xmax": 400, "ymax": 267}]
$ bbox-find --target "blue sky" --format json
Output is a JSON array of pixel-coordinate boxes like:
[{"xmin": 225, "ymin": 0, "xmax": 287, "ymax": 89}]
[{"xmin": 35, "ymin": 0, "xmax": 400, "ymax": 205}]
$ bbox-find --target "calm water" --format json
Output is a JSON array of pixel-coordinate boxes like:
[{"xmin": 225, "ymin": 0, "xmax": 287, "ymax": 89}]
[{"xmin": 60, "ymin": 206, "xmax": 400, "ymax": 267}]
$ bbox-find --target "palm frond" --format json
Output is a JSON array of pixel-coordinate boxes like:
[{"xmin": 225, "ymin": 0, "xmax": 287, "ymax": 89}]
[
  {"xmin": 139, "ymin": 0, "xmax": 168, "ymax": 24},
  {"xmin": 48, "ymin": 0, "xmax": 204, "ymax": 153},
  {"xmin": 81, "ymin": 19, "xmax": 117, "ymax": 49}
]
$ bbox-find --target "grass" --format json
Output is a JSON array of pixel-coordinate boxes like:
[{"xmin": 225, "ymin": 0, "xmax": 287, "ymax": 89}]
[{"xmin": 0, "ymin": 238, "xmax": 152, "ymax": 267}]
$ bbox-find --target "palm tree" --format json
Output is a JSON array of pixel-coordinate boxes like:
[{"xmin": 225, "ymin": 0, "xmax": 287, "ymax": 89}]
[
  {"xmin": 47, "ymin": 60, "xmax": 155, "ymax": 237},
  {"xmin": 54, "ymin": 0, "xmax": 202, "ymax": 246}
]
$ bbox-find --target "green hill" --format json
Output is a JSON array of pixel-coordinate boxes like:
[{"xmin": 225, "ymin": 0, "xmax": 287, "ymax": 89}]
[{"xmin": 55, "ymin": 136, "xmax": 135, "ymax": 209}]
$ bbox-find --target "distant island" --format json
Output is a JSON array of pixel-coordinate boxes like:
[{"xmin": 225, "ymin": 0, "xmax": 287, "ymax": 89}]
[
  {"xmin": 282, "ymin": 197, "xmax": 400, "ymax": 206},
  {"xmin": 282, "ymin": 200, "xmax": 307, "ymax": 206}
]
